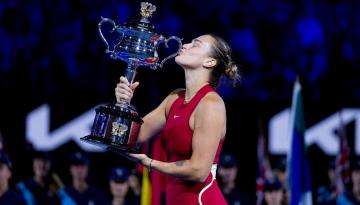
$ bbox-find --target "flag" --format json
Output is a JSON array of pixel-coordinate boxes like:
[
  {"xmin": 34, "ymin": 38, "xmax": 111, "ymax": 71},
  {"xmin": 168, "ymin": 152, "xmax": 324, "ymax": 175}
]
[
  {"xmin": 150, "ymin": 136, "xmax": 167, "ymax": 205},
  {"xmin": 140, "ymin": 143, "xmax": 152, "ymax": 205},
  {"xmin": 288, "ymin": 79, "xmax": 313, "ymax": 205},
  {"xmin": 335, "ymin": 110, "xmax": 350, "ymax": 195},
  {"xmin": 140, "ymin": 167, "xmax": 152, "ymax": 205},
  {"xmin": 140, "ymin": 135, "xmax": 167, "ymax": 205},
  {"xmin": 256, "ymin": 120, "xmax": 273, "ymax": 205}
]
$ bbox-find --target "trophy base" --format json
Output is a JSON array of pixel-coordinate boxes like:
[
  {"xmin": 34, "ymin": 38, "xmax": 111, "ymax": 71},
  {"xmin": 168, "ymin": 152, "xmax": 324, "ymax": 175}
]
[{"xmin": 80, "ymin": 135, "xmax": 140, "ymax": 154}]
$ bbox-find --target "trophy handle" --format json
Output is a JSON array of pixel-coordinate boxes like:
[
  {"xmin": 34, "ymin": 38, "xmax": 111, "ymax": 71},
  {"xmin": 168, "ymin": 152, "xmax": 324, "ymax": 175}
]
[
  {"xmin": 98, "ymin": 17, "xmax": 121, "ymax": 57},
  {"xmin": 155, "ymin": 36, "xmax": 183, "ymax": 68}
]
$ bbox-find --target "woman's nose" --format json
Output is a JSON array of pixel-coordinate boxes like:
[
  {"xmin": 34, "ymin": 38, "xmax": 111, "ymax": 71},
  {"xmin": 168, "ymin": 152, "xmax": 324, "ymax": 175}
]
[{"xmin": 182, "ymin": 43, "xmax": 191, "ymax": 49}]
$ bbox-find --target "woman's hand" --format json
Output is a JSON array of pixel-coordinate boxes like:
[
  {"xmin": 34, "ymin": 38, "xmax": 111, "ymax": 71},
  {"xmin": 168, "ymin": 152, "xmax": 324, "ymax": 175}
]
[
  {"xmin": 115, "ymin": 76, "xmax": 139, "ymax": 103},
  {"xmin": 121, "ymin": 153, "xmax": 151, "ymax": 168}
]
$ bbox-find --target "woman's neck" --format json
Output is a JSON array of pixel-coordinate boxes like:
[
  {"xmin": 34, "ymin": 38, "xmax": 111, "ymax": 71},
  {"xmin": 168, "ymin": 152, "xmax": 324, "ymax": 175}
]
[{"xmin": 184, "ymin": 68, "xmax": 210, "ymax": 102}]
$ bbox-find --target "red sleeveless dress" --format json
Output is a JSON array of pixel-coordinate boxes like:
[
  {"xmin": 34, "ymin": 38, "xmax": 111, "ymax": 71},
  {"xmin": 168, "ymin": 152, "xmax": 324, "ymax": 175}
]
[{"xmin": 161, "ymin": 84, "xmax": 227, "ymax": 205}]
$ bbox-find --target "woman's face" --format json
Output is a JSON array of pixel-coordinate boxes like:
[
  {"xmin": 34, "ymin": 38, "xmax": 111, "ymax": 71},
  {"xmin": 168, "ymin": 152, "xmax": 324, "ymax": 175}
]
[{"xmin": 175, "ymin": 35, "xmax": 215, "ymax": 69}]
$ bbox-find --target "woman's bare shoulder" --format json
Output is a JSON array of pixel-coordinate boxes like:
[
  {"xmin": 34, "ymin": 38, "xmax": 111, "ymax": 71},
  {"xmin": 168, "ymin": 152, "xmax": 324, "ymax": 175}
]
[
  {"xmin": 167, "ymin": 88, "xmax": 185, "ymax": 102},
  {"xmin": 204, "ymin": 91, "xmax": 224, "ymax": 104},
  {"xmin": 162, "ymin": 88, "xmax": 185, "ymax": 114},
  {"xmin": 169, "ymin": 88, "xmax": 186, "ymax": 96},
  {"xmin": 198, "ymin": 91, "xmax": 225, "ymax": 112}
]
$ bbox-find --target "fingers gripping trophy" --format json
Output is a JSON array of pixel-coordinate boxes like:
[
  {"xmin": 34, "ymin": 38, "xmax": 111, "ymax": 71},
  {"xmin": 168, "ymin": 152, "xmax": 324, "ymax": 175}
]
[{"xmin": 81, "ymin": 2, "xmax": 182, "ymax": 153}]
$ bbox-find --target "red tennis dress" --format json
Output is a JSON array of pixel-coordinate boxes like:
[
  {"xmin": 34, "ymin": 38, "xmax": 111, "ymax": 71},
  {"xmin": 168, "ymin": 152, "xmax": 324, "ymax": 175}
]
[{"xmin": 161, "ymin": 84, "xmax": 227, "ymax": 205}]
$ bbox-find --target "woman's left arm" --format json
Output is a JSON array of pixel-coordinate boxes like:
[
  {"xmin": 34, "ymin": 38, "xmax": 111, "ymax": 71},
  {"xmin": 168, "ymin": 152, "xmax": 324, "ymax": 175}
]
[{"xmin": 129, "ymin": 94, "xmax": 226, "ymax": 182}]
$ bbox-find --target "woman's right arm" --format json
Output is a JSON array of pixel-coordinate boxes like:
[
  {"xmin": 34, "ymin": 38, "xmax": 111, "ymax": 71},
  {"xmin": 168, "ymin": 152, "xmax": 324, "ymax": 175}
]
[
  {"xmin": 136, "ymin": 96, "xmax": 168, "ymax": 143},
  {"xmin": 115, "ymin": 76, "xmax": 178, "ymax": 143}
]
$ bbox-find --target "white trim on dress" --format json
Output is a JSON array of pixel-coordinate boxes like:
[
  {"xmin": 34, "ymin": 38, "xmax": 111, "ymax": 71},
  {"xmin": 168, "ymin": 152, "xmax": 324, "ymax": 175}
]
[{"xmin": 198, "ymin": 164, "xmax": 217, "ymax": 205}]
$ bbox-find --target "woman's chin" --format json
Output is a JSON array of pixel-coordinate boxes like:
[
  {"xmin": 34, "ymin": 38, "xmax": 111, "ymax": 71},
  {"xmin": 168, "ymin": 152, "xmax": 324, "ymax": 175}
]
[
  {"xmin": 174, "ymin": 56, "xmax": 182, "ymax": 64},
  {"xmin": 175, "ymin": 56, "xmax": 192, "ymax": 68}
]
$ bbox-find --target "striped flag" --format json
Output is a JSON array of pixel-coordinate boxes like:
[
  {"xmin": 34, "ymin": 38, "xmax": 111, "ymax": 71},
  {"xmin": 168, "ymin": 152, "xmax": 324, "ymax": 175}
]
[
  {"xmin": 335, "ymin": 111, "xmax": 350, "ymax": 196},
  {"xmin": 256, "ymin": 120, "xmax": 273, "ymax": 205},
  {"xmin": 288, "ymin": 79, "xmax": 313, "ymax": 205}
]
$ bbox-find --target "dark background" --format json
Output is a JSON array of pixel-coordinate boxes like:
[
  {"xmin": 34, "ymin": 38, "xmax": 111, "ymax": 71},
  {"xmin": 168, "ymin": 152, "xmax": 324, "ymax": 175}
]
[{"xmin": 1, "ymin": 0, "xmax": 360, "ymax": 202}]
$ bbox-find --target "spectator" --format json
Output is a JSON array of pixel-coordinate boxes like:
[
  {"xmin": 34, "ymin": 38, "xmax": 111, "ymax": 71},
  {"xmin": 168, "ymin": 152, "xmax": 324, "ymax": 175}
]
[
  {"xmin": 60, "ymin": 151, "xmax": 107, "ymax": 205},
  {"xmin": 217, "ymin": 152, "xmax": 242, "ymax": 205},
  {"xmin": 0, "ymin": 152, "xmax": 26, "ymax": 205},
  {"xmin": 337, "ymin": 159, "xmax": 360, "ymax": 204},
  {"xmin": 108, "ymin": 166, "xmax": 139, "ymax": 205},
  {"xmin": 316, "ymin": 159, "xmax": 336, "ymax": 205},
  {"xmin": 262, "ymin": 178, "xmax": 285, "ymax": 205},
  {"xmin": 127, "ymin": 170, "xmax": 141, "ymax": 203},
  {"xmin": 17, "ymin": 151, "xmax": 58, "ymax": 205},
  {"xmin": 272, "ymin": 158, "xmax": 287, "ymax": 188}
]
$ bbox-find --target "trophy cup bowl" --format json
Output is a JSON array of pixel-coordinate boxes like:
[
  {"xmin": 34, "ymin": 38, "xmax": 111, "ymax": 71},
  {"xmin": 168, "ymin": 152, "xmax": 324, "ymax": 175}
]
[{"xmin": 81, "ymin": 2, "xmax": 182, "ymax": 153}]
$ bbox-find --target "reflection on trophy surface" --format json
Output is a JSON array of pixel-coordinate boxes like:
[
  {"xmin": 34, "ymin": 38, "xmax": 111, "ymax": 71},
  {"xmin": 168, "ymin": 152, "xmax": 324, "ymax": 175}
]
[{"xmin": 81, "ymin": 2, "xmax": 182, "ymax": 153}]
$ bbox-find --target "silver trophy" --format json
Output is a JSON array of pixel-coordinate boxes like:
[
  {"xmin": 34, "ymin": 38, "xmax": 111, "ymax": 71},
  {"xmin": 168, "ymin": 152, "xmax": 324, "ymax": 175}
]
[{"xmin": 81, "ymin": 2, "xmax": 182, "ymax": 153}]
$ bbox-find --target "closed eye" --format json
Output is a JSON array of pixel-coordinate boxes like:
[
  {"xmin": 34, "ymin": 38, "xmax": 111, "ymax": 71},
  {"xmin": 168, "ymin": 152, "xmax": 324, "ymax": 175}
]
[{"xmin": 191, "ymin": 39, "xmax": 202, "ymax": 48}]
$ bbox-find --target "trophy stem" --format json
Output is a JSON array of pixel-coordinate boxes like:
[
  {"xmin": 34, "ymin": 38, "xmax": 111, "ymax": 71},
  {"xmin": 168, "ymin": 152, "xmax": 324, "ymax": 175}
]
[
  {"xmin": 116, "ymin": 58, "xmax": 139, "ymax": 105},
  {"xmin": 125, "ymin": 58, "xmax": 139, "ymax": 84}
]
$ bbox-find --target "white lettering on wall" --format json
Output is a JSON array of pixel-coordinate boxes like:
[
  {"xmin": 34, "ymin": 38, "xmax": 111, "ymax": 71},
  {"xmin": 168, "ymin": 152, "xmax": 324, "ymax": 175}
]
[
  {"xmin": 269, "ymin": 108, "xmax": 360, "ymax": 155},
  {"xmin": 26, "ymin": 104, "xmax": 102, "ymax": 151},
  {"xmin": 26, "ymin": 104, "xmax": 360, "ymax": 154}
]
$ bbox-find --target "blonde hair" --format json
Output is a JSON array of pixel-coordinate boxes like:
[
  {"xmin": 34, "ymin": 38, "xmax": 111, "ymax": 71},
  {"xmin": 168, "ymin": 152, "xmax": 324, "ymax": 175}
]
[{"xmin": 207, "ymin": 34, "xmax": 241, "ymax": 87}]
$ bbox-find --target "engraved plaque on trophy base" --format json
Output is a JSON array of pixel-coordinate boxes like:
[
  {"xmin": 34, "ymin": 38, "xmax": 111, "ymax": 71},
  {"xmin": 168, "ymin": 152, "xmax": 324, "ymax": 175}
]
[{"xmin": 81, "ymin": 103, "xmax": 143, "ymax": 153}]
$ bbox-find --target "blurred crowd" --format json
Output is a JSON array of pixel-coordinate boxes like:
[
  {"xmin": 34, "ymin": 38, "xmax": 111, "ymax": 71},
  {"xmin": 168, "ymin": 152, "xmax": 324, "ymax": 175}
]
[
  {"xmin": 1, "ymin": 0, "xmax": 360, "ymax": 205},
  {"xmin": 218, "ymin": 153, "xmax": 360, "ymax": 205},
  {"xmin": 2, "ymin": 149, "xmax": 360, "ymax": 205},
  {"xmin": 0, "ymin": 150, "xmax": 250, "ymax": 205},
  {"xmin": 1, "ymin": 0, "xmax": 360, "ymax": 103},
  {"xmin": 0, "ymin": 150, "xmax": 142, "ymax": 205}
]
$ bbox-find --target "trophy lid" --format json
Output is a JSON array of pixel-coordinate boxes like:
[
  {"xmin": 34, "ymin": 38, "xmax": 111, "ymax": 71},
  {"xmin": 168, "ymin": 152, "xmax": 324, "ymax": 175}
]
[{"xmin": 122, "ymin": 2, "xmax": 157, "ymax": 33}]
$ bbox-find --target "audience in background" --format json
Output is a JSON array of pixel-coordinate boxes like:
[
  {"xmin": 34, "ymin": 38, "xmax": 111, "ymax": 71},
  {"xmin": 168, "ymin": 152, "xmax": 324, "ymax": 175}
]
[
  {"xmin": 337, "ymin": 159, "xmax": 360, "ymax": 205},
  {"xmin": 108, "ymin": 166, "xmax": 139, "ymax": 205},
  {"xmin": 316, "ymin": 159, "xmax": 337, "ymax": 205},
  {"xmin": 61, "ymin": 151, "xmax": 107, "ymax": 205},
  {"xmin": 4, "ymin": 147, "xmax": 360, "ymax": 205},
  {"xmin": 0, "ymin": 152, "xmax": 26, "ymax": 205},
  {"xmin": 127, "ymin": 170, "xmax": 141, "ymax": 204},
  {"xmin": 18, "ymin": 151, "xmax": 58, "ymax": 205},
  {"xmin": 1, "ymin": 1, "xmax": 359, "ymax": 105},
  {"xmin": 272, "ymin": 158, "xmax": 287, "ymax": 188},
  {"xmin": 218, "ymin": 152, "xmax": 242, "ymax": 205},
  {"xmin": 262, "ymin": 178, "xmax": 285, "ymax": 205}
]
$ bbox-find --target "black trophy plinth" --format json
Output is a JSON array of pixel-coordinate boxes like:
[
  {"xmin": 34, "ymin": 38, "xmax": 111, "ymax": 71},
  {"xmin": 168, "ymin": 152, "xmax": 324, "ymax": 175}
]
[{"xmin": 81, "ymin": 102, "xmax": 143, "ymax": 153}]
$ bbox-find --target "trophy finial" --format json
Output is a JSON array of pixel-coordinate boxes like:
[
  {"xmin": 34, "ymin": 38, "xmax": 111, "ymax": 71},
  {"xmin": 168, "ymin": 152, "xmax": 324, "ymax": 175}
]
[{"xmin": 140, "ymin": 2, "xmax": 156, "ymax": 19}]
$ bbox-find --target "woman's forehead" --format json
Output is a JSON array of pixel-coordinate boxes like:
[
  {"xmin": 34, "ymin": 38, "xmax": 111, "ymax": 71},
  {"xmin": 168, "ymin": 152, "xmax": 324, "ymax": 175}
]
[{"xmin": 194, "ymin": 35, "xmax": 214, "ymax": 44}]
